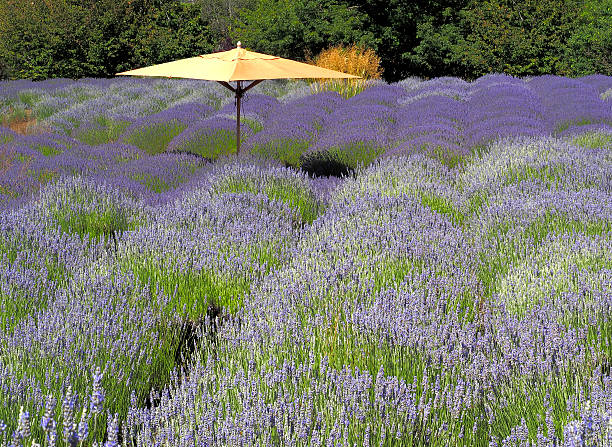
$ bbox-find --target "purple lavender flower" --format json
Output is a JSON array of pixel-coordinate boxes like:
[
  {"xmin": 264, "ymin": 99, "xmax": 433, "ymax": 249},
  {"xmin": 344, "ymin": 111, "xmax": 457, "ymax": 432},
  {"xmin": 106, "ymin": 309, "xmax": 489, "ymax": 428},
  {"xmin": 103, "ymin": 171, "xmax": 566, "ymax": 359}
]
[
  {"xmin": 90, "ymin": 367, "xmax": 105, "ymax": 415},
  {"xmin": 105, "ymin": 413, "xmax": 119, "ymax": 447},
  {"xmin": 41, "ymin": 394, "xmax": 56, "ymax": 433},
  {"xmin": 16, "ymin": 406, "xmax": 31, "ymax": 440}
]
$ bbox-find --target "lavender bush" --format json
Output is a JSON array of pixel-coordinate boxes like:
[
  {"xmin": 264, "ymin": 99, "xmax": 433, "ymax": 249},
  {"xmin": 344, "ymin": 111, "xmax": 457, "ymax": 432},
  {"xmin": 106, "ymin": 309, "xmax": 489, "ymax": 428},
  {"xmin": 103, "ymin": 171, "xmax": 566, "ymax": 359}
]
[
  {"xmin": 244, "ymin": 91, "xmax": 344, "ymax": 166},
  {"xmin": 166, "ymin": 117, "xmax": 251, "ymax": 160}
]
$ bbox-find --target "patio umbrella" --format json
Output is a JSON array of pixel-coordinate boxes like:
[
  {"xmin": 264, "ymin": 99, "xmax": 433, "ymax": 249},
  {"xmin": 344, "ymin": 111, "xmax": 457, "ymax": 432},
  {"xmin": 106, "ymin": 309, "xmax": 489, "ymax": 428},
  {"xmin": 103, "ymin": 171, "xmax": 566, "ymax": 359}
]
[{"xmin": 116, "ymin": 42, "xmax": 359, "ymax": 154}]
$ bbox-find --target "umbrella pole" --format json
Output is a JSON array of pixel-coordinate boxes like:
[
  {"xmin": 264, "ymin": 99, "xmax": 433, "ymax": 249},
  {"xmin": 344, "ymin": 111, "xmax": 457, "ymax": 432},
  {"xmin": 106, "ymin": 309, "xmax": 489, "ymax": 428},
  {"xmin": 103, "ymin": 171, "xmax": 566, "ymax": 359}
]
[
  {"xmin": 216, "ymin": 80, "xmax": 262, "ymax": 156},
  {"xmin": 236, "ymin": 81, "xmax": 242, "ymax": 154}
]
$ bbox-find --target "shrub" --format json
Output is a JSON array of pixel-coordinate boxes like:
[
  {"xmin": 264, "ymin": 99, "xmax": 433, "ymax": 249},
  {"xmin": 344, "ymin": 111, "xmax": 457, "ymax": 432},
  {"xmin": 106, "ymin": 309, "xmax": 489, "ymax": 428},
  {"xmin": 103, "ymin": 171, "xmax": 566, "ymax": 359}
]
[{"xmin": 308, "ymin": 44, "xmax": 382, "ymax": 98}]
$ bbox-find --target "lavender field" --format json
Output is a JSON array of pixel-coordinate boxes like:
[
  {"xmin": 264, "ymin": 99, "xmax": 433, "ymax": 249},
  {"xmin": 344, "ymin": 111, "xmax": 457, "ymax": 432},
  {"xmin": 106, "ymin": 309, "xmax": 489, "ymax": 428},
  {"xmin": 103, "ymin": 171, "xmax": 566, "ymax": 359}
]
[{"xmin": 1, "ymin": 73, "xmax": 612, "ymax": 446}]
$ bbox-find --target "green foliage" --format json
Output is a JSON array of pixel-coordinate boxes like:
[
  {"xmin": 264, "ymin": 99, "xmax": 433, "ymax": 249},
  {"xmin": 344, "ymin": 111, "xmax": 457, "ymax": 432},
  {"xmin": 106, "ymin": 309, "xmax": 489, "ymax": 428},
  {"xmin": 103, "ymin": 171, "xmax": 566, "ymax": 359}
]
[
  {"xmin": 326, "ymin": 141, "xmax": 387, "ymax": 170},
  {"xmin": 249, "ymin": 139, "xmax": 310, "ymax": 167},
  {"xmin": 129, "ymin": 259, "xmax": 250, "ymax": 319},
  {"xmin": 170, "ymin": 129, "xmax": 237, "ymax": 159},
  {"xmin": 242, "ymin": 117, "xmax": 264, "ymax": 134},
  {"xmin": 114, "ymin": 0, "xmax": 216, "ymax": 75},
  {"xmin": 0, "ymin": 133, "xmax": 14, "ymax": 145},
  {"xmin": 563, "ymin": 0, "xmax": 612, "ymax": 76},
  {"xmin": 55, "ymin": 208, "xmax": 139, "ymax": 242},
  {"xmin": 420, "ymin": 192, "xmax": 465, "ymax": 225},
  {"xmin": 0, "ymin": 0, "xmax": 610, "ymax": 82},
  {"xmin": 0, "ymin": 1, "xmax": 92, "ymax": 80},
  {"xmin": 0, "ymin": 0, "xmax": 215, "ymax": 80},
  {"xmin": 197, "ymin": 0, "xmax": 258, "ymax": 50},
  {"xmin": 341, "ymin": 0, "xmax": 469, "ymax": 81},
  {"xmin": 0, "ymin": 57, "xmax": 9, "ymax": 80},
  {"xmin": 33, "ymin": 145, "xmax": 63, "ymax": 157},
  {"xmin": 571, "ymin": 130, "xmax": 612, "ymax": 148},
  {"xmin": 234, "ymin": 0, "xmax": 376, "ymax": 64},
  {"xmin": 131, "ymin": 174, "xmax": 171, "ymax": 193},
  {"xmin": 123, "ymin": 120, "xmax": 187, "ymax": 155},
  {"xmin": 411, "ymin": 19, "xmax": 466, "ymax": 79},
  {"xmin": 456, "ymin": 0, "xmax": 582, "ymax": 78},
  {"xmin": 212, "ymin": 176, "xmax": 323, "ymax": 224},
  {"xmin": 477, "ymin": 213, "xmax": 611, "ymax": 297},
  {"xmin": 73, "ymin": 116, "xmax": 131, "ymax": 145},
  {"xmin": 555, "ymin": 118, "xmax": 594, "ymax": 135}
]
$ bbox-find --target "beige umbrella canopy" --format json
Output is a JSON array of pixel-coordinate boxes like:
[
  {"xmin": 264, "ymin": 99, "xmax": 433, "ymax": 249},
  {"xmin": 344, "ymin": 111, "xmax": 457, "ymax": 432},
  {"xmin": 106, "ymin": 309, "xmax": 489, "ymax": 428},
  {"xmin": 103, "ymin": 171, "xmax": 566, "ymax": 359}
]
[{"xmin": 117, "ymin": 42, "xmax": 359, "ymax": 153}]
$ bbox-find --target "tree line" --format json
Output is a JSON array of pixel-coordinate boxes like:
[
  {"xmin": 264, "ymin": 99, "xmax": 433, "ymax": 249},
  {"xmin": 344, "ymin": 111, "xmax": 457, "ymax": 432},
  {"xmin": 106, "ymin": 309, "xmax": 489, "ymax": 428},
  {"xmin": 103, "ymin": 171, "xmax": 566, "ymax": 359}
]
[{"xmin": 0, "ymin": 0, "xmax": 610, "ymax": 82}]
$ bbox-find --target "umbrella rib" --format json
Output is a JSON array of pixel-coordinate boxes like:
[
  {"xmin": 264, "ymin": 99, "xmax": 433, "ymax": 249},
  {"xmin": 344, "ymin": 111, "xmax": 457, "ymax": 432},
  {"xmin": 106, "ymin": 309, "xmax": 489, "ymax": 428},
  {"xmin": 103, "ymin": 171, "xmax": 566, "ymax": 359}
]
[
  {"xmin": 228, "ymin": 50, "xmax": 241, "ymax": 81},
  {"xmin": 243, "ymin": 80, "xmax": 263, "ymax": 92},
  {"xmin": 217, "ymin": 81, "xmax": 236, "ymax": 93}
]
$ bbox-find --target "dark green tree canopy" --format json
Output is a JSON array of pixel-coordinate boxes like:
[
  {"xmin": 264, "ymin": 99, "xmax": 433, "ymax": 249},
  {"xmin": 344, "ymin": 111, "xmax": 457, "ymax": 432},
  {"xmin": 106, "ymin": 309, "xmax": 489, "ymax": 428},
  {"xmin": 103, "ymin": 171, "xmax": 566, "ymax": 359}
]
[
  {"xmin": 0, "ymin": 0, "xmax": 609, "ymax": 81},
  {"xmin": 0, "ymin": 0, "xmax": 214, "ymax": 80},
  {"xmin": 235, "ymin": 0, "xmax": 377, "ymax": 62}
]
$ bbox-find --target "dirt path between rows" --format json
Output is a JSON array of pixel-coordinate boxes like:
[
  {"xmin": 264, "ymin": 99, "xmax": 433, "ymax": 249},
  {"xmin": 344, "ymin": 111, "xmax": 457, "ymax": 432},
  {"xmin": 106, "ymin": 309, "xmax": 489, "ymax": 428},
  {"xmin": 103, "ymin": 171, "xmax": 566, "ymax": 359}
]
[{"xmin": 2, "ymin": 109, "xmax": 43, "ymax": 135}]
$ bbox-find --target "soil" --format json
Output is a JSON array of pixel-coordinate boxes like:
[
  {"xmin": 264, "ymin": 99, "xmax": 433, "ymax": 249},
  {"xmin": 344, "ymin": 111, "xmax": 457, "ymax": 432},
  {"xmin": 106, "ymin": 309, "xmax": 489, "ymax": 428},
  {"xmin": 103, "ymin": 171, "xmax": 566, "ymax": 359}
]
[{"xmin": 2, "ymin": 108, "xmax": 49, "ymax": 135}]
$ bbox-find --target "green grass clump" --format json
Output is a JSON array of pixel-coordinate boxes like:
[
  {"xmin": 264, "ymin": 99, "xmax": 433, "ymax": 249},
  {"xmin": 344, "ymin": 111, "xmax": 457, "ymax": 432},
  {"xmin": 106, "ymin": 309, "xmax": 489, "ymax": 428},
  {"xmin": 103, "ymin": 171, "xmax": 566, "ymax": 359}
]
[
  {"xmin": 477, "ymin": 213, "xmax": 611, "ymax": 297},
  {"xmin": 123, "ymin": 120, "xmax": 187, "ymax": 155},
  {"xmin": 131, "ymin": 174, "xmax": 170, "ymax": 193},
  {"xmin": 503, "ymin": 164, "xmax": 566, "ymax": 188},
  {"xmin": 370, "ymin": 257, "xmax": 423, "ymax": 293},
  {"xmin": 171, "ymin": 129, "xmax": 236, "ymax": 159},
  {"xmin": 125, "ymin": 241, "xmax": 281, "ymax": 321},
  {"xmin": 421, "ymin": 192, "xmax": 465, "ymax": 225},
  {"xmin": 129, "ymin": 261, "xmax": 249, "ymax": 319},
  {"xmin": 332, "ymin": 142, "xmax": 387, "ymax": 169},
  {"xmin": 212, "ymin": 176, "xmax": 323, "ymax": 225},
  {"xmin": 420, "ymin": 143, "xmax": 465, "ymax": 169},
  {"xmin": 42, "ymin": 179, "xmax": 147, "ymax": 242},
  {"xmin": 571, "ymin": 131, "xmax": 612, "ymax": 148},
  {"xmin": 55, "ymin": 208, "xmax": 139, "ymax": 242},
  {"xmin": 18, "ymin": 90, "xmax": 42, "ymax": 107},
  {"xmin": 0, "ymin": 133, "xmax": 14, "ymax": 145},
  {"xmin": 33, "ymin": 144, "xmax": 63, "ymax": 157},
  {"xmin": 2, "ymin": 106, "xmax": 28, "ymax": 123},
  {"xmin": 33, "ymin": 103, "xmax": 59, "ymax": 120},
  {"xmin": 555, "ymin": 118, "xmax": 593, "ymax": 134},
  {"xmin": 242, "ymin": 117, "xmax": 264, "ymax": 134},
  {"xmin": 74, "ymin": 116, "xmax": 131, "ymax": 145},
  {"xmin": 249, "ymin": 139, "xmax": 310, "ymax": 167}
]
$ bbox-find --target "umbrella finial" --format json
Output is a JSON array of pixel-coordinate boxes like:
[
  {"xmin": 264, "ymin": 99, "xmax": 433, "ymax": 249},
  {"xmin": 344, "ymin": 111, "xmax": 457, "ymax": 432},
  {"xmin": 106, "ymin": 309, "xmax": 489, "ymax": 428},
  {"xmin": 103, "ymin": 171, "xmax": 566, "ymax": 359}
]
[{"xmin": 237, "ymin": 41, "xmax": 242, "ymax": 48}]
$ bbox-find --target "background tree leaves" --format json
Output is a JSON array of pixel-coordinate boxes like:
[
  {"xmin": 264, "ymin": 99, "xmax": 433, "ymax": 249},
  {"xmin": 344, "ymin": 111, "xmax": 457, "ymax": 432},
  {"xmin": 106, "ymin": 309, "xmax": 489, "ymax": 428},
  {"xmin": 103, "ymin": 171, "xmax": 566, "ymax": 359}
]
[{"xmin": 0, "ymin": 0, "xmax": 609, "ymax": 81}]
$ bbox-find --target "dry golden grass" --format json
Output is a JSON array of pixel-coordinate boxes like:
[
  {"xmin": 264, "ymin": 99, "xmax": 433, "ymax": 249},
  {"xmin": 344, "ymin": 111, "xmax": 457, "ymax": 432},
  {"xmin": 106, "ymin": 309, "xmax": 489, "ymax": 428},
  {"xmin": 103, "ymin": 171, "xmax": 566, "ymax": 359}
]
[{"xmin": 308, "ymin": 44, "xmax": 383, "ymax": 98}]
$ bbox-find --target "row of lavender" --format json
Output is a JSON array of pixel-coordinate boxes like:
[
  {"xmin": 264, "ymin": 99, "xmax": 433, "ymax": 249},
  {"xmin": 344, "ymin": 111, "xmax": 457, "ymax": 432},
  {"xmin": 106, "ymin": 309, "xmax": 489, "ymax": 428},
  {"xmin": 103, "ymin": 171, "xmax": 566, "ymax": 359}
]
[
  {"xmin": 4, "ymin": 73, "xmax": 612, "ymax": 161},
  {"xmin": 246, "ymin": 74, "xmax": 612, "ymax": 169},
  {"xmin": 120, "ymin": 133, "xmax": 612, "ymax": 446},
  {"xmin": 2, "ymin": 74, "xmax": 611, "ymax": 209},
  {"xmin": 0, "ymin": 160, "xmax": 329, "ymax": 445},
  {"xmin": 2, "ymin": 130, "xmax": 609, "ymax": 446},
  {"xmin": 0, "ymin": 75, "xmax": 611, "ymax": 445}
]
